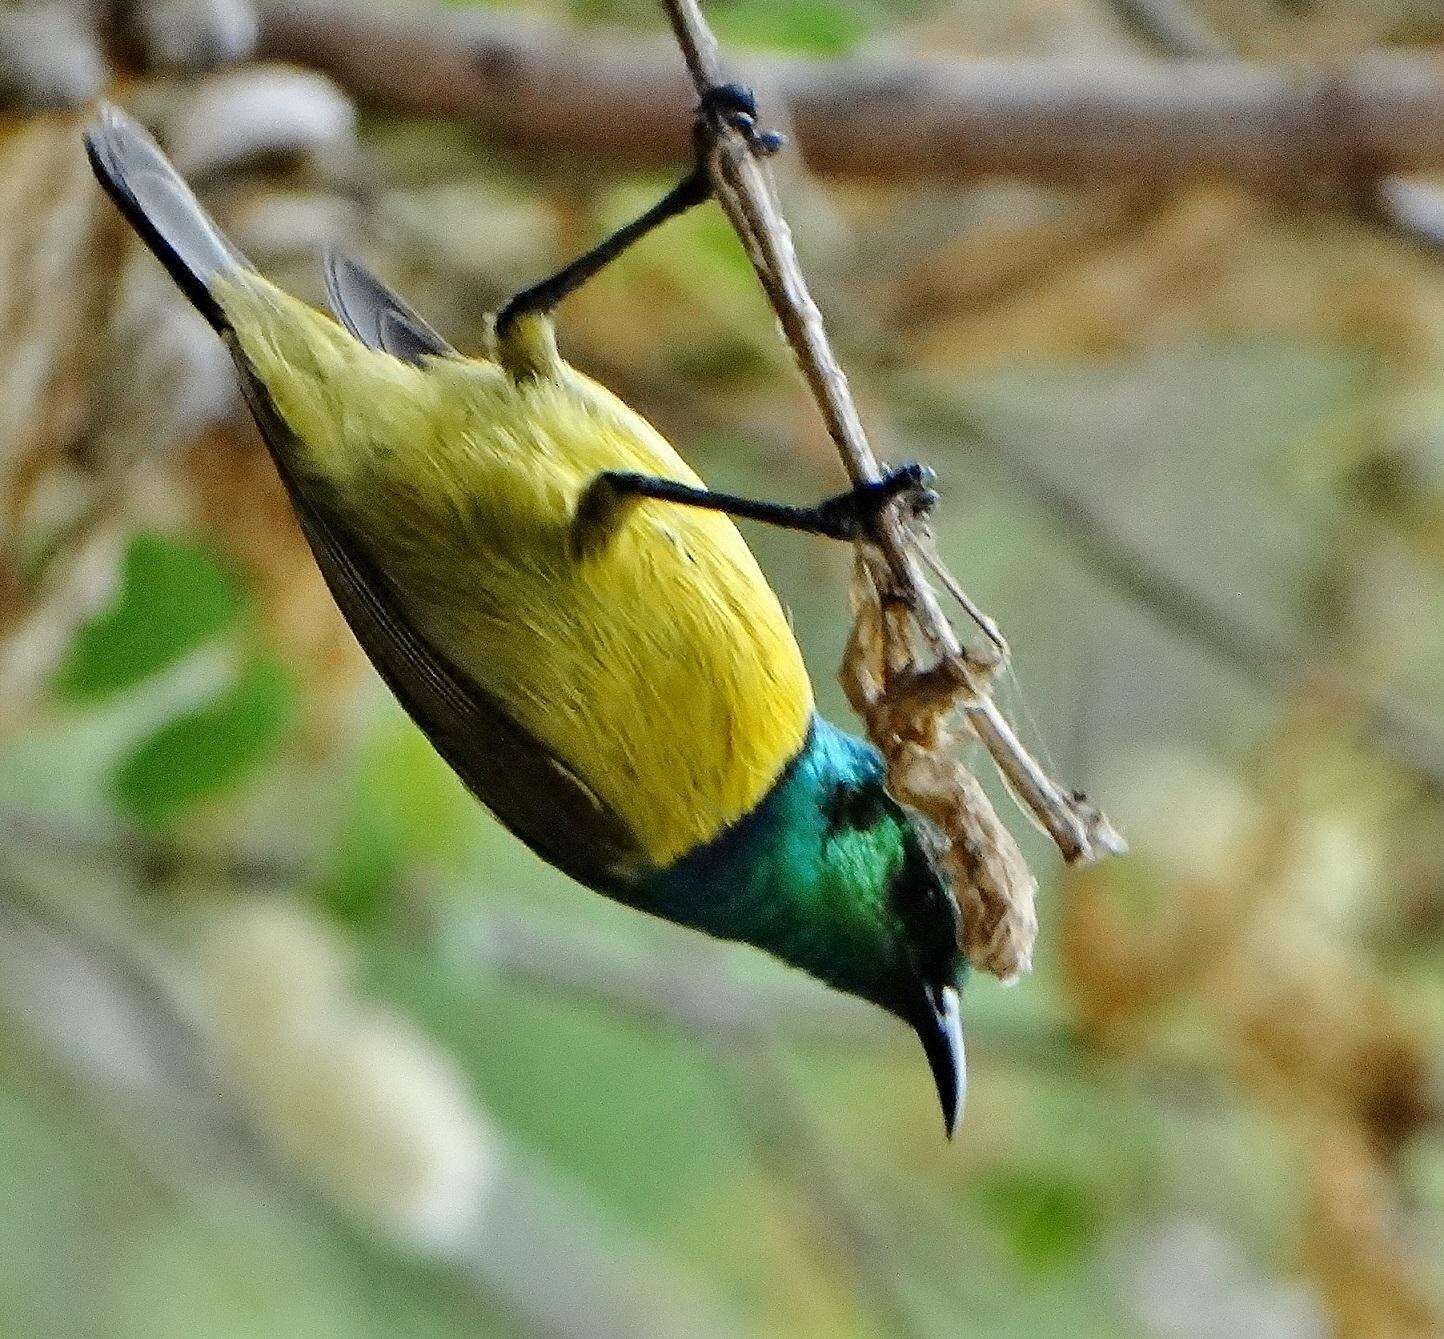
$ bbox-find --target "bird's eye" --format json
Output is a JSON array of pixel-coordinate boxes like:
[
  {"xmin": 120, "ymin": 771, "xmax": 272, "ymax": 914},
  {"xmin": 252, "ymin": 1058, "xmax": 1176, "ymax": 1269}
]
[
  {"xmin": 826, "ymin": 782, "xmax": 888, "ymax": 834},
  {"xmin": 901, "ymin": 826, "xmax": 959, "ymax": 932}
]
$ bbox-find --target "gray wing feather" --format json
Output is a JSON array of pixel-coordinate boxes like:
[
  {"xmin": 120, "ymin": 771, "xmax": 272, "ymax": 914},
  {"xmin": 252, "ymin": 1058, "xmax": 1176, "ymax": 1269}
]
[
  {"xmin": 85, "ymin": 103, "xmax": 248, "ymax": 331},
  {"xmin": 321, "ymin": 248, "xmax": 455, "ymax": 366}
]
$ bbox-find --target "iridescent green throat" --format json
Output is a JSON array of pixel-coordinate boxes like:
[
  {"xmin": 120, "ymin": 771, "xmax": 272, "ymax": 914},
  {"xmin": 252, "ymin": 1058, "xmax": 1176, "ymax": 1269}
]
[{"xmin": 638, "ymin": 715, "xmax": 911, "ymax": 1012}]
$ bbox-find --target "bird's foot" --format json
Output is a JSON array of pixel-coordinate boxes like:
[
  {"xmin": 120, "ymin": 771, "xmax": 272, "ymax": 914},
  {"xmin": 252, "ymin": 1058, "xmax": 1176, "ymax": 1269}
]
[
  {"xmin": 815, "ymin": 463, "xmax": 939, "ymax": 542},
  {"xmin": 695, "ymin": 82, "xmax": 786, "ymax": 159}
]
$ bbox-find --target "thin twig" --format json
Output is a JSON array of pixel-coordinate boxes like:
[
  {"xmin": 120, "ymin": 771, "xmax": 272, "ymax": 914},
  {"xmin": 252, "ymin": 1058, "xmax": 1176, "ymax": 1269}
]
[
  {"xmin": 656, "ymin": 0, "xmax": 1120, "ymax": 863},
  {"xmin": 919, "ymin": 541, "xmax": 1008, "ymax": 661}
]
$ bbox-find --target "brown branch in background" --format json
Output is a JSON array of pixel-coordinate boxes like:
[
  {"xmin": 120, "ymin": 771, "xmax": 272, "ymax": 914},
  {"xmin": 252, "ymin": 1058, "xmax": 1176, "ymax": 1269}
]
[
  {"xmin": 0, "ymin": 0, "xmax": 258, "ymax": 108},
  {"xmin": 256, "ymin": 0, "xmax": 1444, "ymax": 187},
  {"xmin": 1099, "ymin": 0, "xmax": 1444, "ymax": 253}
]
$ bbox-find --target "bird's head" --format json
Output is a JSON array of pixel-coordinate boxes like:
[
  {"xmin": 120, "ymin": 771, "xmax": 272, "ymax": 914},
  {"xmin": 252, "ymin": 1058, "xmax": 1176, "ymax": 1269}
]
[
  {"xmin": 810, "ymin": 763, "xmax": 966, "ymax": 1136},
  {"xmin": 652, "ymin": 719, "xmax": 967, "ymax": 1134}
]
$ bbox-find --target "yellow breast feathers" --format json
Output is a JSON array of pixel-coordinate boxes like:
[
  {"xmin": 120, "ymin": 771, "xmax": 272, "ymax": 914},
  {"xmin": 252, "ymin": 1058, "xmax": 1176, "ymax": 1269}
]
[{"xmin": 215, "ymin": 274, "xmax": 814, "ymax": 867}]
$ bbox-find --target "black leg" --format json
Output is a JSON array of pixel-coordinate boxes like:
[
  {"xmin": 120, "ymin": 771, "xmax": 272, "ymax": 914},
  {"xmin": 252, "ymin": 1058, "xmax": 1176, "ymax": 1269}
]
[
  {"xmin": 583, "ymin": 463, "xmax": 938, "ymax": 544},
  {"xmin": 496, "ymin": 173, "xmax": 709, "ymax": 336},
  {"xmin": 496, "ymin": 84, "xmax": 783, "ymax": 338}
]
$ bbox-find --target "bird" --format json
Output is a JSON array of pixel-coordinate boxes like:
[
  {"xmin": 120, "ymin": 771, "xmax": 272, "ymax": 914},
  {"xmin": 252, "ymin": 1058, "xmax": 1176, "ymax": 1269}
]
[{"xmin": 84, "ymin": 88, "xmax": 967, "ymax": 1134}]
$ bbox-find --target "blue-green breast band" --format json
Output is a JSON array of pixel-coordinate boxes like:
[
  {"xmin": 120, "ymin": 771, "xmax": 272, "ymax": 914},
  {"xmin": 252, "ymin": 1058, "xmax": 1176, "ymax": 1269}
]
[{"xmin": 636, "ymin": 714, "xmax": 894, "ymax": 998}]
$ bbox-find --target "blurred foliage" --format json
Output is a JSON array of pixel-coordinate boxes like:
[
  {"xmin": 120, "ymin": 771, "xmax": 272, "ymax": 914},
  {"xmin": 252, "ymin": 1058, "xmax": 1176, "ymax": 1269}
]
[
  {"xmin": 53, "ymin": 533, "xmax": 243, "ymax": 704},
  {"xmin": 2, "ymin": 0, "xmax": 1444, "ymax": 1336},
  {"xmin": 50, "ymin": 531, "xmax": 298, "ymax": 827},
  {"xmin": 110, "ymin": 653, "xmax": 297, "ymax": 827}
]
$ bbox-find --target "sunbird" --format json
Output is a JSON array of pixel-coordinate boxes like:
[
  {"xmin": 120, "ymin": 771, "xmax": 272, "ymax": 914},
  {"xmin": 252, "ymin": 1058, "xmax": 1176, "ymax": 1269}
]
[{"xmin": 85, "ymin": 88, "xmax": 967, "ymax": 1133}]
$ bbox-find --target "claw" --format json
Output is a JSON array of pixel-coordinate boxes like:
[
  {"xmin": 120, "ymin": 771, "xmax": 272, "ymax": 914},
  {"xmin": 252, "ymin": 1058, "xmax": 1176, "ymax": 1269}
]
[
  {"xmin": 699, "ymin": 82, "xmax": 759, "ymax": 122},
  {"xmin": 896, "ymin": 464, "xmax": 940, "ymax": 519},
  {"xmin": 910, "ymin": 487, "xmax": 940, "ymax": 518},
  {"xmin": 696, "ymin": 82, "xmax": 786, "ymax": 158},
  {"xmin": 893, "ymin": 462, "xmax": 936, "ymax": 492},
  {"xmin": 875, "ymin": 462, "xmax": 938, "ymax": 516},
  {"xmin": 752, "ymin": 129, "xmax": 786, "ymax": 157},
  {"xmin": 817, "ymin": 462, "xmax": 939, "ymax": 541}
]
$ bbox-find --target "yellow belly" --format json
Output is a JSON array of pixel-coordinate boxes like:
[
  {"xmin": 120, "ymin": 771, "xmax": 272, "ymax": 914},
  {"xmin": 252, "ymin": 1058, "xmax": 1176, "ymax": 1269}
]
[{"xmin": 219, "ymin": 276, "xmax": 814, "ymax": 866}]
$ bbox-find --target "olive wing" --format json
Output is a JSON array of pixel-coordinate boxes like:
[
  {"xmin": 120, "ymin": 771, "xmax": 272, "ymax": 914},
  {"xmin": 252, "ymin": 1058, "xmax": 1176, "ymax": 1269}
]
[{"xmin": 230, "ymin": 341, "xmax": 646, "ymax": 892}]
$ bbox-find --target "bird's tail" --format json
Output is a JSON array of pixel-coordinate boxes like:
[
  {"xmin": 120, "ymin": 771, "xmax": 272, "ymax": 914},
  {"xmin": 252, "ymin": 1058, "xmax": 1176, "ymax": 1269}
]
[{"xmin": 84, "ymin": 103, "xmax": 251, "ymax": 333}]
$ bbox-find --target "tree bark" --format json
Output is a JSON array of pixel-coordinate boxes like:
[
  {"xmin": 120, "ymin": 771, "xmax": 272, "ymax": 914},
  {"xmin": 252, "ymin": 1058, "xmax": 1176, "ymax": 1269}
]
[{"xmin": 258, "ymin": 0, "xmax": 1444, "ymax": 187}]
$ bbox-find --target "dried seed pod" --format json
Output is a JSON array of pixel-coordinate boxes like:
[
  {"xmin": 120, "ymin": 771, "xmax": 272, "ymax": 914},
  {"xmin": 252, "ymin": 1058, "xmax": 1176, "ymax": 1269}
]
[
  {"xmin": 130, "ymin": 0, "xmax": 257, "ymax": 74},
  {"xmin": 841, "ymin": 557, "xmax": 1038, "ymax": 981},
  {"xmin": 198, "ymin": 900, "xmax": 500, "ymax": 1243},
  {"xmin": 165, "ymin": 66, "xmax": 356, "ymax": 179},
  {"xmin": 891, "ymin": 740, "xmax": 1037, "ymax": 981},
  {"xmin": 839, "ymin": 558, "xmax": 888, "ymax": 720}
]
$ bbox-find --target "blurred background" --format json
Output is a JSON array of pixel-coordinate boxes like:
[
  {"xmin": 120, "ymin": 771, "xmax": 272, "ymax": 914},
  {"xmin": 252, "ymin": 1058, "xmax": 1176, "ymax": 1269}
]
[{"xmin": 3, "ymin": 0, "xmax": 1444, "ymax": 1334}]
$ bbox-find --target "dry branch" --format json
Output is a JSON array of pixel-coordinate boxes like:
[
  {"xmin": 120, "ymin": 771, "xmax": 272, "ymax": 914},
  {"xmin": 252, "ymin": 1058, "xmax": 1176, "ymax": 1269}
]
[
  {"xmin": 257, "ymin": 0, "xmax": 1444, "ymax": 188},
  {"xmin": 1098, "ymin": 0, "xmax": 1444, "ymax": 254}
]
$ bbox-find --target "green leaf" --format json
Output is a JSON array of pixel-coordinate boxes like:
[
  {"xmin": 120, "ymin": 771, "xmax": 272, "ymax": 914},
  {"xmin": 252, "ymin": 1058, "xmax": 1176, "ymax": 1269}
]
[
  {"xmin": 54, "ymin": 532, "xmax": 242, "ymax": 702},
  {"xmin": 710, "ymin": 0, "xmax": 876, "ymax": 55},
  {"xmin": 110, "ymin": 657, "xmax": 297, "ymax": 829}
]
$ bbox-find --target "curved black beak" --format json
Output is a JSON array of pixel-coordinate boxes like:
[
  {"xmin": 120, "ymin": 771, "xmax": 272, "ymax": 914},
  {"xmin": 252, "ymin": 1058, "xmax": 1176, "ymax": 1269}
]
[{"xmin": 913, "ymin": 983, "xmax": 965, "ymax": 1137}]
